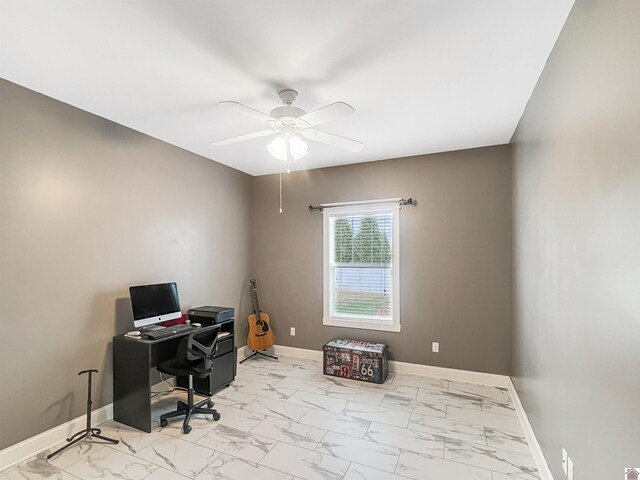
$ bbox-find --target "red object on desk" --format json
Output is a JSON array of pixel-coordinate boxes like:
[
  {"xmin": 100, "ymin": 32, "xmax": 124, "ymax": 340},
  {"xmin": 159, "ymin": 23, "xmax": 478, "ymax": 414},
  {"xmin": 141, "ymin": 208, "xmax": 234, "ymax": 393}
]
[{"xmin": 161, "ymin": 313, "xmax": 187, "ymax": 327}]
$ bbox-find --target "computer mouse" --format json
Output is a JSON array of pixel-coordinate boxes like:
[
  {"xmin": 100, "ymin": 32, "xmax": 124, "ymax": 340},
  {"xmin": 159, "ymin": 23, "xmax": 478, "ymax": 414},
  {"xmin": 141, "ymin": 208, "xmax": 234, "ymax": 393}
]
[{"xmin": 126, "ymin": 331, "xmax": 141, "ymax": 337}]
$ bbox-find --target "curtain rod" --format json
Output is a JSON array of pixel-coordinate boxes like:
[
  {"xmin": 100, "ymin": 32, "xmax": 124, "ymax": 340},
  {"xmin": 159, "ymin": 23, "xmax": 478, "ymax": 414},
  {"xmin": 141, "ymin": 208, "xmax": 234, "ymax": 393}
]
[{"xmin": 308, "ymin": 197, "xmax": 416, "ymax": 213}]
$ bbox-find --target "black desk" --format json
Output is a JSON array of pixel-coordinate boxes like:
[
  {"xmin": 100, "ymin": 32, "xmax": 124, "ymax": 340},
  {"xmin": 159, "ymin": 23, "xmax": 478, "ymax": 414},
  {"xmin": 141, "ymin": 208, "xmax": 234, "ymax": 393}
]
[{"xmin": 113, "ymin": 319, "xmax": 236, "ymax": 432}]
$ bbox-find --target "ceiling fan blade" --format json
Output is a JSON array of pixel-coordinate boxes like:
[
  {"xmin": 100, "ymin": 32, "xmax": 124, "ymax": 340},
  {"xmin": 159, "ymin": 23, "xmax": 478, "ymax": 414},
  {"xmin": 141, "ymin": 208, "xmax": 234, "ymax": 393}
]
[
  {"xmin": 302, "ymin": 129, "xmax": 364, "ymax": 152},
  {"xmin": 298, "ymin": 102, "xmax": 355, "ymax": 127},
  {"xmin": 211, "ymin": 130, "xmax": 276, "ymax": 146},
  {"xmin": 219, "ymin": 101, "xmax": 276, "ymax": 124}
]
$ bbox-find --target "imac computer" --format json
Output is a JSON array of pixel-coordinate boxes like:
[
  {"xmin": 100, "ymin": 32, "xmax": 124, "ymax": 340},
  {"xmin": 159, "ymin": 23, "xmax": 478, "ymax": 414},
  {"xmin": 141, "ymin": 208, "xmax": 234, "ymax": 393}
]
[{"xmin": 130, "ymin": 282, "xmax": 181, "ymax": 329}]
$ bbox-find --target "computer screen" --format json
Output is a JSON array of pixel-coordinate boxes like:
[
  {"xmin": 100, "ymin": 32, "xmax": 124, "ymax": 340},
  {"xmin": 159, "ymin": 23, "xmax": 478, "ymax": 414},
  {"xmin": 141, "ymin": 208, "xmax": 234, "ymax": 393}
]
[{"xmin": 129, "ymin": 282, "xmax": 181, "ymax": 328}]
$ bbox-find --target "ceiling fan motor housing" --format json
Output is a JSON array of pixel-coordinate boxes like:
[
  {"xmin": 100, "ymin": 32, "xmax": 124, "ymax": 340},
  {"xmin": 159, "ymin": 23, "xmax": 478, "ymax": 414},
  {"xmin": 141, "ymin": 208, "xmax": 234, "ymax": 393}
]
[
  {"xmin": 270, "ymin": 89, "xmax": 308, "ymax": 126},
  {"xmin": 270, "ymin": 105, "xmax": 306, "ymax": 120},
  {"xmin": 270, "ymin": 98, "xmax": 310, "ymax": 131}
]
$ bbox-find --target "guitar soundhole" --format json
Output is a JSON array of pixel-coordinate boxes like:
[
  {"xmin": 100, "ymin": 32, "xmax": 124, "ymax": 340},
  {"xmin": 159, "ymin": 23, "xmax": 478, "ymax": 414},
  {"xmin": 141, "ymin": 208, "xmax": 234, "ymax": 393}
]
[{"xmin": 255, "ymin": 314, "xmax": 270, "ymax": 334}]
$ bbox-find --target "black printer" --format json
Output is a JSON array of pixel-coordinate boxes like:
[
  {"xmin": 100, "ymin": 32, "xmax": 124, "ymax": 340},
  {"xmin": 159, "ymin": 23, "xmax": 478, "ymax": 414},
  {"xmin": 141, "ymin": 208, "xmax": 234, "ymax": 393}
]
[{"xmin": 187, "ymin": 306, "xmax": 234, "ymax": 325}]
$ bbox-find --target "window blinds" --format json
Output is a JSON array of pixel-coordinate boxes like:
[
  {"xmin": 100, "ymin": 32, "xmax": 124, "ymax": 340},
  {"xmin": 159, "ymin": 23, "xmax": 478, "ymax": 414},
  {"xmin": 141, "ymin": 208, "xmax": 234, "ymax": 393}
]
[{"xmin": 327, "ymin": 208, "xmax": 394, "ymax": 324}]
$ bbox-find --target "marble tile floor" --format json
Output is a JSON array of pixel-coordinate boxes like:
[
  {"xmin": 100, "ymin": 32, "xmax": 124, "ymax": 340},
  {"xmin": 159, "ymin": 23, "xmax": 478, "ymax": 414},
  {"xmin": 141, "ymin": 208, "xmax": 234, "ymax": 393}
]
[{"xmin": 1, "ymin": 355, "xmax": 539, "ymax": 480}]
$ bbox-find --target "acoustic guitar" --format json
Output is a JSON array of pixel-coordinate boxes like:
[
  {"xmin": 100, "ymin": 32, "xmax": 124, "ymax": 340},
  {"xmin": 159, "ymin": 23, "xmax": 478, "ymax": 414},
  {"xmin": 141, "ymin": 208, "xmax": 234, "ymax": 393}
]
[{"xmin": 246, "ymin": 279, "xmax": 276, "ymax": 351}]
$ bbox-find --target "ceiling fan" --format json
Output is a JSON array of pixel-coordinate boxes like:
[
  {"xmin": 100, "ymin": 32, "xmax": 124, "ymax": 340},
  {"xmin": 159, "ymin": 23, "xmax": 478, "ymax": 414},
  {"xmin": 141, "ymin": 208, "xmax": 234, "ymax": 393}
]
[{"xmin": 211, "ymin": 89, "xmax": 364, "ymax": 167}]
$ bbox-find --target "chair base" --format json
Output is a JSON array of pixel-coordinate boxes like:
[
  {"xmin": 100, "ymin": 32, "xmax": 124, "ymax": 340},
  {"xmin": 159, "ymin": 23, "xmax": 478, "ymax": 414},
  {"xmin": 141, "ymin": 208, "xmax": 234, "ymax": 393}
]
[{"xmin": 159, "ymin": 376, "xmax": 220, "ymax": 434}]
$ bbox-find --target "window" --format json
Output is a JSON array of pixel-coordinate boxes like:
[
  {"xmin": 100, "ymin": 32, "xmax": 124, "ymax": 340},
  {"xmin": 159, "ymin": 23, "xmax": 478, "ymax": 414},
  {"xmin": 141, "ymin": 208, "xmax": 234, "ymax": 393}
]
[{"xmin": 323, "ymin": 203, "xmax": 400, "ymax": 332}]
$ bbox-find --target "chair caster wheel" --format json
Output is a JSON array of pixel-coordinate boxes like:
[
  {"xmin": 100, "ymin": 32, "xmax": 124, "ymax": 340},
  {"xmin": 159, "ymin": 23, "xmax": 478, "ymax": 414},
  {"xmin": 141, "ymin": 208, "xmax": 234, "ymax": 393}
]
[
  {"xmin": 160, "ymin": 419, "xmax": 168, "ymax": 428},
  {"xmin": 183, "ymin": 425, "xmax": 192, "ymax": 434},
  {"xmin": 212, "ymin": 413, "xmax": 221, "ymax": 421},
  {"xmin": 207, "ymin": 401, "xmax": 214, "ymax": 408}
]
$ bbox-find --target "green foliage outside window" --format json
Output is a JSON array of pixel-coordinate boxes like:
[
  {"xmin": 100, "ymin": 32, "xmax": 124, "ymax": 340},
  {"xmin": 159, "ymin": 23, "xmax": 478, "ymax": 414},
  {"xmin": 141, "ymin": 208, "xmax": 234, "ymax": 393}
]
[
  {"xmin": 334, "ymin": 216, "xmax": 391, "ymax": 264},
  {"xmin": 333, "ymin": 217, "xmax": 354, "ymax": 263}
]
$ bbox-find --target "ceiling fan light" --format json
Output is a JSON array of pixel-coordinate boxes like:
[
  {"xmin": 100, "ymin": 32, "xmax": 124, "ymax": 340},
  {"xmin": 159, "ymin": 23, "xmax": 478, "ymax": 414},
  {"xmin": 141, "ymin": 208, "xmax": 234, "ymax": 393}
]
[
  {"xmin": 289, "ymin": 135, "xmax": 308, "ymax": 159},
  {"xmin": 267, "ymin": 134, "xmax": 308, "ymax": 162},
  {"xmin": 267, "ymin": 136, "xmax": 287, "ymax": 160}
]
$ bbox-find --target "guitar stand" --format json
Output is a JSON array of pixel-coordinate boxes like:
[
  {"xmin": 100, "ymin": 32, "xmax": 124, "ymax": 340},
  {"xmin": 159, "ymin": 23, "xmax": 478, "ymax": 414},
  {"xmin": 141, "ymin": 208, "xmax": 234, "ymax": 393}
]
[
  {"xmin": 240, "ymin": 350, "xmax": 278, "ymax": 364},
  {"xmin": 47, "ymin": 369, "xmax": 119, "ymax": 459}
]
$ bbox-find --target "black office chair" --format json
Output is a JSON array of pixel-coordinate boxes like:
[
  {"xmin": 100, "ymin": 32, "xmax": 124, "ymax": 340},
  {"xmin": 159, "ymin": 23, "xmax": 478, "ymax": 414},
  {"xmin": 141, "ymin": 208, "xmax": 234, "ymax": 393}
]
[{"xmin": 157, "ymin": 325, "xmax": 222, "ymax": 434}]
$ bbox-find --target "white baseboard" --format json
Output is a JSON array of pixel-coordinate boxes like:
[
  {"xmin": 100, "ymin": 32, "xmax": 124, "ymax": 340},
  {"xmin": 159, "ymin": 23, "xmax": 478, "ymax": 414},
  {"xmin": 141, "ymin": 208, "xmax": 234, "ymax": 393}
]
[
  {"xmin": 273, "ymin": 345, "xmax": 323, "ymax": 361},
  {"xmin": 387, "ymin": 359, "xmax": 510, "ymax": 388},
  {"xmin": 507, "ymin": 378, "xmax": 554, "ymax": 480},
  {"xmin": 0, "ymin": 403, "xmax": 113, "ymax": 473},
  {"xmin": 255, "ymin": 344, "xmax": 510, "ymax": 388}
]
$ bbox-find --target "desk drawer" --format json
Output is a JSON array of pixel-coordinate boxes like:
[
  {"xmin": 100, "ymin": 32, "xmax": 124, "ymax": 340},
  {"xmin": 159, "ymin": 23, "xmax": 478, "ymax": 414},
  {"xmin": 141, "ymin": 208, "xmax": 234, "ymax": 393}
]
[
  {"xmin": 188, "ymin": 350, "xmax": 237, "ymax": 395},
  {"xmin": 216, "ymin": 336, "xmax": 234, "ymax": 357}
]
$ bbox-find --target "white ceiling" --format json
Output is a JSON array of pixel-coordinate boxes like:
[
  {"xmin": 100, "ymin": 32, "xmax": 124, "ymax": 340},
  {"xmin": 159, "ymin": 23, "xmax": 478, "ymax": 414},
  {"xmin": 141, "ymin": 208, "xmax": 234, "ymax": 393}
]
[{"xmin": 0, "ymin": 1, "xmax": 573, "ymax": 176}]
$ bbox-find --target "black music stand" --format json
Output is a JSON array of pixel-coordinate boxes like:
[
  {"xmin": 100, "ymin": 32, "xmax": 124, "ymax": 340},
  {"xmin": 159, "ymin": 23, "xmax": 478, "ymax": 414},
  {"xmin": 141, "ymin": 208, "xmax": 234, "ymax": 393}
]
[{"xmin": 47, "ymin": 369, "xmax": 119, "ymax": 459}]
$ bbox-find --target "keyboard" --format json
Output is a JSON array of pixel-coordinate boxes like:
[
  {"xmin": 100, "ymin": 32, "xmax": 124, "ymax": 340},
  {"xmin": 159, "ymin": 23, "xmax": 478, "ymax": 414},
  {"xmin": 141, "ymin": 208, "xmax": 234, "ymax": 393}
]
[{"xmin": 143, "ymin": 324, "xmax": 193, "ymax": 339}]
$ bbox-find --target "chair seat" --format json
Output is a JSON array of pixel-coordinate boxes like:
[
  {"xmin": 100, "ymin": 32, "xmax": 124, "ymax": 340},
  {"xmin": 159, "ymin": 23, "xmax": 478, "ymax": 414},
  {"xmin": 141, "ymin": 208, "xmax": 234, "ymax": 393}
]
[{"xmin": 157, "ymin": 358, "xmax": 210, "ymax": 378}]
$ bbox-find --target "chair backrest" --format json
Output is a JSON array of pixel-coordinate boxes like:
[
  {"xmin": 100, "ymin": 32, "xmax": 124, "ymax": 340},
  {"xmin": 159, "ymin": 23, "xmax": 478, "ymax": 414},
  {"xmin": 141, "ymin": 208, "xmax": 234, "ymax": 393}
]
[{"xmin": 177, "ymin": 325, "xmax": 220, "ymax": 375}]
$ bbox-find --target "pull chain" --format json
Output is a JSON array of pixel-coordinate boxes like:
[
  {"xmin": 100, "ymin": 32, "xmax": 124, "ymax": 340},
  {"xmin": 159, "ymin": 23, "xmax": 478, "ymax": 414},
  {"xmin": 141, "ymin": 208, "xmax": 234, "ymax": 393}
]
[{"xmin": 279, "ymin": 160, "xmax": 283, "ymax": 214}]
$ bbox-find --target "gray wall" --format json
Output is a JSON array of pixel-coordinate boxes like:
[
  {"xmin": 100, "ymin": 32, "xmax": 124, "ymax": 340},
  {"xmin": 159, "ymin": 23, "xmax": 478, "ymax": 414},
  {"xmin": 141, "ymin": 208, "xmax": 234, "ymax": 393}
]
[
  {"xmin": 510, "ymin": 1, "xmax": 640, "ymax": 478},
  {"xmin": 0, "ymin": 79, "xmax": 254, "ymax": 449},
  {"xmin": 254, "ymin": 145, "xmax": 512, "ymax": 374}
]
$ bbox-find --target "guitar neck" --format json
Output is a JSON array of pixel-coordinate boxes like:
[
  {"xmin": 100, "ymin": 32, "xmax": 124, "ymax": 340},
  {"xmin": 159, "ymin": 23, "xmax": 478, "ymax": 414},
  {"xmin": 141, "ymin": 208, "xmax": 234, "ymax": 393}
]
[
  {"xmin": 251, "ymin": 285, "xmax": 261, "ymax": 317},
  {"xmin": 254, "ymin": 293, "xmax": 260, "ymax": 317}
]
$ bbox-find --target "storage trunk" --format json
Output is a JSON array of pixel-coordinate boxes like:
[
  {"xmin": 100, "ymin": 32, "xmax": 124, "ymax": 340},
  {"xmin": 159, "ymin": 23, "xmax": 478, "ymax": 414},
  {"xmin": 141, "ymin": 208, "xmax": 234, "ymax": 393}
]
[{"xmin": 323, "ymin": 339, "xmax": 389, "ymax": 384}]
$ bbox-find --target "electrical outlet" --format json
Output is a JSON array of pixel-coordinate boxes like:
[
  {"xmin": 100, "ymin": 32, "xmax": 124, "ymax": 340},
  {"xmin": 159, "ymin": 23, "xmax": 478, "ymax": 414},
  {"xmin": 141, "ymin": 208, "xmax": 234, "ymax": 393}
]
[
  {"xmin": 562, "ymin": 448, "xmax": 568, "ymax": 474},
  {"xmin": 290, "ymin": 327, "xmax": 296, "ymax": 336},
  {"xmin": 568, "ymin": 457, "xmax": 574, "ymax": 480},
  {"xmin": 432, "ymin": 342, "xmax": 439, "ymax": 353}
]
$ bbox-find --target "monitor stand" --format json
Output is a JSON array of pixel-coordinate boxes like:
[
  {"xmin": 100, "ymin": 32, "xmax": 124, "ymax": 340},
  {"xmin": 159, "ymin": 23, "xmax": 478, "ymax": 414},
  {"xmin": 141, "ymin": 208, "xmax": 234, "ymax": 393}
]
[{"xmin": 141, "ymin": 325, "xmax": 164, "ymax": 332}]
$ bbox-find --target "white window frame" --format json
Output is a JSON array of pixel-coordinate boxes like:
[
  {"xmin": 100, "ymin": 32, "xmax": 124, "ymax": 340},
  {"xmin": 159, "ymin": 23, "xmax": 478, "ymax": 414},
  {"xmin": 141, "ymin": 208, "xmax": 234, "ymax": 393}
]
[{"xmin": 323, "ymin": 203, "xmax": 401, "ymax": 333}]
